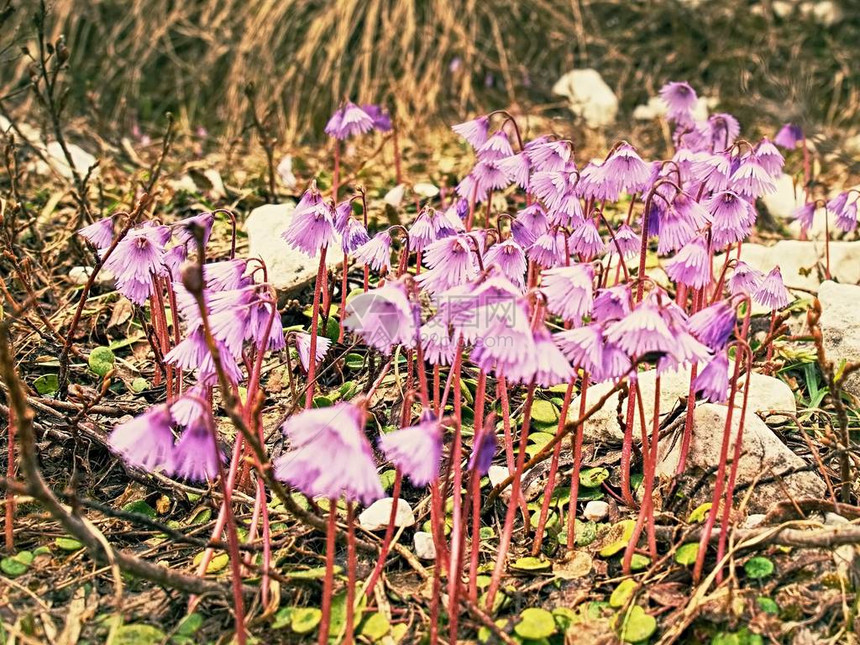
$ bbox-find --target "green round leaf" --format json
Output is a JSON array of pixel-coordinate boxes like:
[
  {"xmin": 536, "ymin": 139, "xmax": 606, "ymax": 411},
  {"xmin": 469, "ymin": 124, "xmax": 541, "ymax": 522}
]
[
  {"xmin": 88, "ymin": 346, "xmax": 116, "ymax": 377},
  {"xmin": 630, "ymin": 554, "xmax": 651, "ymax": 571},
  {"xmin": 675, "ymin": 542, "xmax": 700, "ymax": 566},
  {"xmin": 744, "ymin": 556, "xmax": 775, "ymax": 580},
  {"xmin": 34, "ymin": 373, "xmax": 59, "ymax": 395},
  {"xmin": 360, "ymin": 613, "xmax": 391, "ymax": 642},
  {"xmin": 55, "ymin": 537, "xmax": 83, "ymax": 552},
  {"xmin": 130, "ymin": 377, "xmax": 149, "ymax": 393},
  {"xmin": 687, "ymin": 503, "xmax": 712, "ymax": 523},
  {"xmin": 510, "ymin": 556, "xmax": 551, "ymax": 573},
  {"xmin": 479, "ymin": 526, "xmax": 496, "ymax": 540},
  {"xmin": 552, "ymin": 607, "xmax": 577, "ymax": 631},
  {"xmin": 530, "ymin": 399, "xmax": 559, "ymax": 426},
  {"xmin": 291, "ymin": 607, "xmax": 322, "ymax": 635},
  {"xmin": 271, "ymin": 607, "xmax": 293, "ymax": 630},
  {"xmin": 514, "ymin": 608, "xmax": 557, "ymax": 640},
  {"xmin": 617, "ymin": 606, "xmax": 657, "ymax": 643},
  {"xmin": 122, "ymin": 500, "xmax": 156, "ymax": 518},
  {"xmin": 609, "ymin": 579, "xmax": 637, "ymax": 608},
  {"xmin": 756, "ymin": 596, "xmax": 779, "ymax": 615},
  {"xmin": 579, "ymin": 467, "xmax": 610, "ymax": 488},
  {"xmin": 599, "ymin": 520, "xmax": 636, "ymax": 557},
  {"xmin": 1, "ymin": 551, "xmax": 33, "ymax": 577},
  {"xmin": 113, "ymin": 624, "xmax": 166, "ymax": 645}
]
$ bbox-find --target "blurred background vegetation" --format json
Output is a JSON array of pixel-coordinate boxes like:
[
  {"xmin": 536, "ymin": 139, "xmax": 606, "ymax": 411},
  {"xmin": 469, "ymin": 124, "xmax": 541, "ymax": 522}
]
[{"xmin": 1, "ymin": 0, "xmax": 858, "ymax": 142}]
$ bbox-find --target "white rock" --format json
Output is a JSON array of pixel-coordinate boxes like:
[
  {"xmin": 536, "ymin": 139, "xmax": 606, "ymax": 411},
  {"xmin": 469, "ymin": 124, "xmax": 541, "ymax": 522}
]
[
  {"xmin": 202, "ymin": 168, "xmax": 226, "ymax": 199},
  {"xmin": 552, "ymin": 69, "xmax": 618, "ymax": 128},
  {"xmin": 762, "ymin": 173, "xmax": 802, "ymax": 220},
  {"xmin": 413, "ymin": 531, "xmax": 437, "ymax": 560},
  {"xmin": 244, "ymin": 203, "xmax": 343, "ymax": 291},
  {"xmin": 572, "ymin": 364, "xmax": 796, "ymax": 443},
  {"xmin": 583, "ymin": 501, "xmax": 609, "ymax": 522},
  {"xmin": 413, "ymin": 183, "xmax": 440, "ymax": 198},
  {"xmin": 632, "ymin": 95, "xmax": 710, "ymax": 122},
  {"xmin": 743, "ymin": 514, "xmax": 767, "ymax": 529},
  {"xmin": 656, "ymin": 403, "xmax": 824, "ymax": 512},
  {"xmin": 818, "ymin": 281, "xmax": 860, "ymax": 398},
  {"xmin": 358, "ymin": 498, "xmax": 415, "ymax": 532},
  {"xmin": 825, "ymin": 512, "xmax": 850, "ymax": 526},
  {"xmin": 276, "ymin": 156, "xmax": 298, "ymax": 190},
  {"xmin": 34, "ymin": 141, "xmax": 99, "ymax": 180},
  {"xmin": 69, "ymin": 266, "xmax": 113, "ymax": 286},
  {"xmin": 383, "ymin": 184, "xmax": 406, "ymax": 208},
  {"xmin": 488, "ymin": 465, "xmax": 511, "ymax": 490}
]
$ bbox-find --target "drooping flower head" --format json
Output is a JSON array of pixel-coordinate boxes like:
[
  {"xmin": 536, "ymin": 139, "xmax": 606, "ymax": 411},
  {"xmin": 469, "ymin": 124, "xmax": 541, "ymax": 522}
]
[
  {"xmin": 103, "ymin": 224, "xmax": 169, "ymax": 305},
  {"xmin": 452, "ymin": 115, "xmax": 490, "ymax": 149},
  {"xmin": 282, "ymin": 183, "xmax": 337, "ymax": 256},
  {"xmin": 341, "ymin": 217, "xmax": 371, "ymax": 254},
  {"xmin": 417, "ymin": 234, "xmax": 480, "ymax": 293},
  {"xmin": 660, "ymin": 81, "xmax": 698, "ymax": 123},
  {"xmin": 664, "ymin": 237, "xmax": 711, "ymax": 288},
  {"xmin": 694, "ymin": 351, "xmax": 729, "ymax": 403},
  {"xmin": 527, "ymin": 229, "xmax": 568, "ymax": 268},
  {"xmin": 774, "ymin": 123, "xmax": 803, "ymax": 149},
  {"xmin": 379, "ymin": 411, "xmax": 443, "ymax": 487},
  {"xmin": 344, "ymin": 279, "xmax": 417, "ymax": 353},
  {"xmin": 569, "ymin": 218, "xmax": 606, "ymax": 260},
  {"xmin": 554, "ymin": 324, "xmax": 630, "ymax": 383},
  {"xmin": 728, "ymin": 260, "xmax": 765, "ymax": 297},
  {"xmin": 753, "ymin": 266, "xmax": 791, "ymax": 311},
  {"xmin": 483, "ymin": 238, "xmax": 528, "ymax": 289},
  {"xmin": 532, "ymin": 325, "xmax": 575, "ymax": 387},
  {"xmin": 361, "ymin": 104, "xmax": 392, "ymax": 132},
  {"xmin": 274, "ymin": 403, "xmax": 383, "ymax": 504},
  {"xmin": 171, "ymin": 416, "xmax": 222, "ymax": 482},
  {"xmin": 78, "ymin": 216, "xmax": 114, "ymax": 250},
  {"xmin": 540, "ymin": 263, "xmax": 594, "ymax": 325},
  {"xmin": 688, "ymin": 300, "xmax": 736, "ymax": 350},
  {"xmin": 295, "ymin": 331, "xmax": 332, "ymax": 372},
  {"xmin": 325, "ymin": 102, "xmax": 374, "ymax": 140},
  {"xmin": 469, "ymin": 414, "xmax": 498, "ymax": 475},
  {"xmin": 108, "ymin": 404, "xmax": 174, "ymax": 473},
  {"xmin": 354, "ymin": 231, "xmax": 393, "ymax": 273}
]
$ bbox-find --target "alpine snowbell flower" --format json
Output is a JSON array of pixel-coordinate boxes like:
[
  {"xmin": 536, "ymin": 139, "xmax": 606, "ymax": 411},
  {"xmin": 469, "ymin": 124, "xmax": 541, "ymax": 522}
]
[
  {"xmin": 379, "ymin": 412, "xmax": 443, "ymax": 487},
  {"xmin": 282, "ymin": 185, "xmax": 337, "ymax": 256},
  {"xmin": 354, "ymin": 231, "xmax": 393, "ymax": 272},
  {"xmin": 108, "ymin": 404, "xmax": 174, "ymax": 473},
  {"xmin": 660, "ymin": 81, "xmax": 698, "ymax": 123},
  {"xmin": 343, "ymin": 280, "xmax": 417, "ymax": 353},
  {"xmin": 452, "ymin": 115, "xmax": 490, "ymax": 149},
  {"xmin": 694, "ymin": 351, "xmax": 730, "ymax": 403},
  {"xmin": 540, "ymin": 264, "xmax": 594, "ymax": 325},
  {"xmin": 78, "ymin": 216, "xmax": 114, "ymax": 250},
  {"xmin": 688, "ymin": 301, "xmax": 736, "ymax": 350},
  {"xmin": 753, "ymin": 267, "xmax": 791, "ymax": 311},
  {"xmin": 325, "ymin": 102, "xmax": 375, "ymax": 140},
  {"xmin": 274, "ymin": 403, "xmax": 383, "ymax": 504},
  {"xmin": 774, "ymin": 123, "xmax": 803, "ymax": 149},
  {"xmin": 171, "ymin": 417, "xmax": 222, "ymax": 482},
  {"xmin": 295, "ymin": 332, "xmax": 332, "ymax": 372},
  {"xmin": 664, "ymin": 238, "xmax": 711, "ymax": 288}
]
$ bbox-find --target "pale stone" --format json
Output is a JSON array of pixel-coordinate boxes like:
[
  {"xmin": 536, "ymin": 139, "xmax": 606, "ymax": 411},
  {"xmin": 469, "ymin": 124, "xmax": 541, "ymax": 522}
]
[
  {"xmin": 244, "ymin": 203, "xmax": 344, "ymax": 292},
  {"xmin": 276, "ymin": 156, "xmax": 298, "ymax": 190},
  {"xmin": 632, "ymin": 95, "xmax": 710, "ymax": 122},
  {"xmin": 743, "ymin": 514, "xmax": 767, "ymax": 529},
  {"xmin": 583, "ymin": 500, "xmax": 609, "ymax": 522},
  {"xmin": 34, "ymin": 141, "xmax": 99, "ymax": 180},
  {"xmin": 358, "ymin": 498, "xmax": 415, "ymax": 532},
  {"xmin": 817, "ymin": 280, "xmax": 860, "ymax": 398},
  {"xmin": 413, "ymin": 183, "xmax": 439, "ymax": 198},
  {"xmin": 413, "ymin": 531, "xmax": 437, "ymax": 560},
  {"xmin": 572, "ymin": 364, "xmax": 797, "ymax": 443},
  {"xmin": 383, "ymin": 184, "xmax": 406, "ymax": 207},
  {"xmin": 656, "ymin": 403, "xmax": 824, "ymax": 512},
  {"xmin": 69, "ymin": 266, "xmax": 113, "ymax": 286},
  {"xmin": 552, "ymin": 69, "xmax": 618, "ymax": 128},
  {"xmin": 762, "ymin": 173, "xmax": 802, "ymax": 220},
  {"xmin": 488, "ymin": 465, "xmax": 510, "ymax": 490}
]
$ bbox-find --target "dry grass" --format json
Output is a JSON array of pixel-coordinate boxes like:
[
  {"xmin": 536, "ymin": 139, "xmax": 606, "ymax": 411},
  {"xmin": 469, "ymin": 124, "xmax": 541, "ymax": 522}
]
[{"xmin": 1, "ymin": 0, "xmax": 858, "ymax": 143}]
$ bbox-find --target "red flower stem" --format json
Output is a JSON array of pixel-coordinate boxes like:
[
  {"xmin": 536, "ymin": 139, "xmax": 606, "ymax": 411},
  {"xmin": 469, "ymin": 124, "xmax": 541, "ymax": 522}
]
[
  {"xmin": 429, "ymin": 480, "xmax": 443, "ymax": 645},
  {"xmin": 497, "ymin": 376, "xmax": 528, "ymax": 521},
  {"xmin": 715, "ymin": 344, "xmax": 753, "ymax": 582},
  {"xmin": 208, "ymin": 419, "xmax": 247, "ymax": 645},
  {"xmin": 364, "ymin": 470, "xmax": 403, "ymax": 598},
  {"xmin": 619, "ymin": 385, "xmax": 638, "ymax": 507},
  {"xmin": 338, "ymin": 256, "xmax": 349, "ymax": 343},
  {"xmin": 692, "ymin": 351, "xmax": 745, "ymax": 583},
  {"xmin": 532, "ymin": 379, "xmax": 576, "ymax": 556},
  {"xmin": 305, "ymin": 247, "xmax": 328, "ymax": 409},
  {"xmin": 765, "ymin": 311, "xmax": 777, "ymax": 369},
  {"xmin": 345, "ymin": 502, "xmax": 357, "ymax": 645},
  {"xmin": 447, "ymin": 349, "xmax": 465, "ymax": 641},
  {"xmin": 164, "ymin": 277, "xmax": 183, "ymax": 395},
  {"xmin": 622, "ymin": 377, "xmax": 661, "ymax": 573},
  {"xmin": 467, "ymin": 468, "xmax": 482, "ymax": 601},
  {"xmin": 432, "ymin": 365, "xmax": 440, "ymax": 415},
  {"xmin": 465, "ymin": 372, "xmax": 488, "ymax": 597},
  {"xmin": 319, "ymin": 500, "xmax": 337, "ymax": 645},
  {"xmin": 566, "ymin": 375, "xmax": 589, "ymax": 552},
  {"xmin": 485, "ymin": 384, "xmax": 535, "ymax": 611}
]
